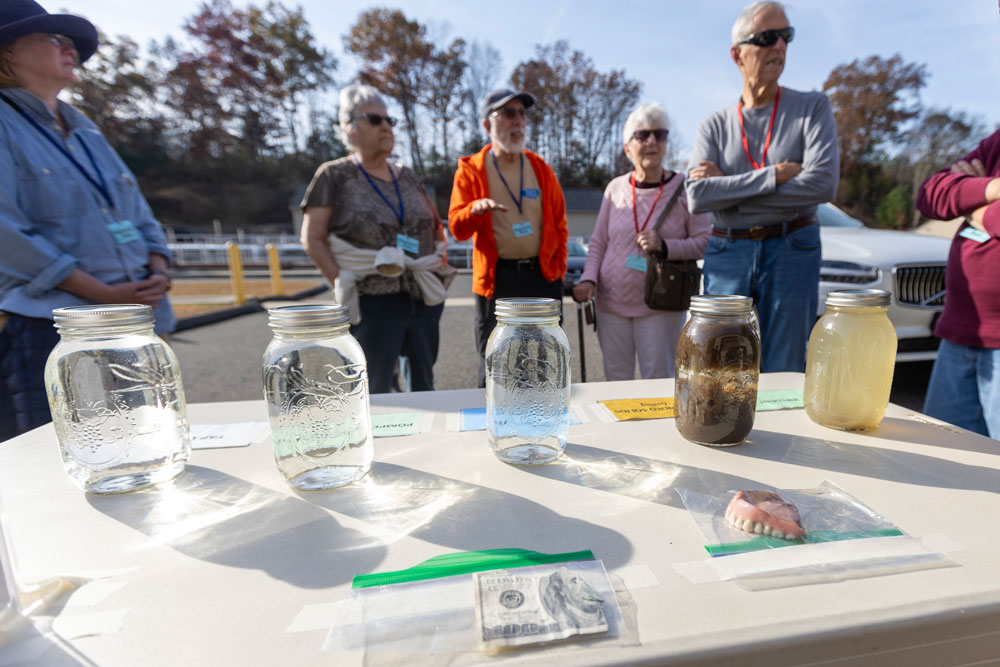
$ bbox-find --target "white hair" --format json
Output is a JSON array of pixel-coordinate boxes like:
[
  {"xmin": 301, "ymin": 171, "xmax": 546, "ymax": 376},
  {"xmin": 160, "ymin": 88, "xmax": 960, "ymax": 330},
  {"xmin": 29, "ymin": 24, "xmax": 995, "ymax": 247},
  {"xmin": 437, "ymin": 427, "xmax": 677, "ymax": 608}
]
[
  {"xmin": 337, "ymin": 83, "xmax": 387, "ymax": 149},
  {"xmin": 731, "ymin": 1, "xmax": 787, "ymax": 45},
  {"xmin": 622, "ymin": 103, "xmax": 670, "ymax": 144}
]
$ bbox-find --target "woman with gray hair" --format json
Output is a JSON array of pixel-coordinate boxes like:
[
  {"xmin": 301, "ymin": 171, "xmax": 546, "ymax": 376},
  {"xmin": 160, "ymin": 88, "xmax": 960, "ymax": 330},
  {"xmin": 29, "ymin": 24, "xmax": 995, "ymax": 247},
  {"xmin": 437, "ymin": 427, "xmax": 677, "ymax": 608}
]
[
  {"xmin": 574, "ymin": 103, "xmax": 711, "ymax": 380},
  {"xmin": 300, "ymin": 83, "xmax": 452, "ymax": 393}
]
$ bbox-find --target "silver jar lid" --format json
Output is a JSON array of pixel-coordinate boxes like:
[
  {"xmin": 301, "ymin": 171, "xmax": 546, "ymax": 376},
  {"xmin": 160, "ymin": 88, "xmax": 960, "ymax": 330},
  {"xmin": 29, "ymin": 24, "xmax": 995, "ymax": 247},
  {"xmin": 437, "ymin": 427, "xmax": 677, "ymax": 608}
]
[
  {"xmin": 52, "ymin": 304, "xmax": 153, "ymax": 328},
  {"xmin": 825, "ymin": 289, "xmax": 890, "ymax": 307},
  {"xmin": 267, "ymin": 304, "xmax": 350, "ymax": 329},
  {"xmin": 494, "ymin": 297, "xmax": 561, "ymax": 319},
  {"xmin": 689, "ymin": 295, "xmax": 753, "ymax": 315}
]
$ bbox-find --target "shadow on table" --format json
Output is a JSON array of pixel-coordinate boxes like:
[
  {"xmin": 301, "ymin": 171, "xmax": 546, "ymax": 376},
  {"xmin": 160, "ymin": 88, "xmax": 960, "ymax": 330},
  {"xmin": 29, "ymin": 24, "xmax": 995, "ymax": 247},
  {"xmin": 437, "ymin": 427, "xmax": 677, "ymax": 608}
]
[
  {"xmin": 731, "ymin": 429, "xmax": 1000, "ymax": 493},
  {"xmin": 304, "ymin": 462, "xmax": 634, "ymax": 570},
  {"xmin": 86, "ymin": 465, "xmax": 386, "ymax": 588},
  {"xmin": 516, "ymin": 442, "xmax": 769, "ymax": 511},
  {"xmin": 855, "ymin": 416, "xmax": 1000, "ymax": 456}
]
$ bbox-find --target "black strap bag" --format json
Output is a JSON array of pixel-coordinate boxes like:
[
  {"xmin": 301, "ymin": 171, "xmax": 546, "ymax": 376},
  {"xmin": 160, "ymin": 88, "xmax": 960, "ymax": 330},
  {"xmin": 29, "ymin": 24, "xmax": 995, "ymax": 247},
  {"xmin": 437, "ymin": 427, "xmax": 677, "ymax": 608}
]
[{"xmin": 643, "ymin": 182, "xmax": 702, "ymax": 311}]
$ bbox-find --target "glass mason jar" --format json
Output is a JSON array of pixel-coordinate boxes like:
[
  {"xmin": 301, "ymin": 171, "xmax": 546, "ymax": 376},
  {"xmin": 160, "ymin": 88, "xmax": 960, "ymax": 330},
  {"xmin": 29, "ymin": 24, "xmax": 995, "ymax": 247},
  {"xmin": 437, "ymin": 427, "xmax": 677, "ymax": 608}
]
[
  {"xmin": 263, "ymin": 304, "xmax": 372, "ymax": 490},
  {"xmin": 675, "ymin": 295, "xmax": 761, "ymax": 446},
  {"xmin": 805, "ymin": 289, "xmax": 897, "ymax": 430},
  {"xmin": 44, "ymin": 305, "xmax": 190, "ymax": 493},
  {"xmin": 485, "ymin": 298, "xmax": 570, "ymax": 464}
]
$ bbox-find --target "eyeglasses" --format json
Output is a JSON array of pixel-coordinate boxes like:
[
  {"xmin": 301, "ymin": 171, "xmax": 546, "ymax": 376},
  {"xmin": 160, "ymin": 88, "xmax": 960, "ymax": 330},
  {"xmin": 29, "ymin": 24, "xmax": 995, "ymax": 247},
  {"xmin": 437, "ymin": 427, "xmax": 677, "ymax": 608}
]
[
  {"xmin": 738, "ymin": 26, "xmax": 794, "ymax": 47},
  {"xmin": 490, "ymin": 107, "xmax": 526, "ymax": 120},
  {"xmin": 631, "ymin": 128, "xmax": 668, "ymax": 143},
  {"xmin": 352, "ymin": 112, "xmax": 397, "ymax": 127},
  {"xmin": 44, "ymin": 34, "xmax": 76, "ymax": 50}
]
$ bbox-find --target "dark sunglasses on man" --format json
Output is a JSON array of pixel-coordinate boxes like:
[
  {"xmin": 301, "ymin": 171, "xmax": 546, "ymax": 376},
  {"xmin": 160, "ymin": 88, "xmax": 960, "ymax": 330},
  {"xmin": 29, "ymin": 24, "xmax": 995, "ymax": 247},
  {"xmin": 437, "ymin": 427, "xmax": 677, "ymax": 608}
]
[
  {"xmin": 738, "ymin": 26, "xmax": 794, "ymax": 48},
  {"xmin": 632, "ymin": 129, "xmax": 668, "ymax": 143},
  {"xmin": 352, "ymin": 112, "xmax": 397, "ymax": 127},
  {"xmin": 490, "ymin": 107, "xmax": 527, "ymax": 120}
]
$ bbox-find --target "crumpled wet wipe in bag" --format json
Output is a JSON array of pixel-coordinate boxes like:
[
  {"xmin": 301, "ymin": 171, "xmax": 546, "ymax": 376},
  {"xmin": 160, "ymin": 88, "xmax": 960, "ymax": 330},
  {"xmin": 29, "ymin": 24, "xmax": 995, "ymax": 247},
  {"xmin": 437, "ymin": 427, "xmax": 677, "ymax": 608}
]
[
  {"xmin": 323, "ymin": 559, "xmax": 638, "ymax": 666},
  {"xmin": 675, "ymin": 480, "xmax": 960, "ymax": 589}
]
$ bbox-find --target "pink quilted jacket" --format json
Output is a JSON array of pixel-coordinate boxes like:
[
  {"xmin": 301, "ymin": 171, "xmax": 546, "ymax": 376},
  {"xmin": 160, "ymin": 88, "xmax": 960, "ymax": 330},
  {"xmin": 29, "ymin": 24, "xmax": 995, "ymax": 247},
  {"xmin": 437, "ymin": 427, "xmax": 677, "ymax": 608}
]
[{"xmin": 579, "ymin": 172, "xmax": 711, "ymax": 318}]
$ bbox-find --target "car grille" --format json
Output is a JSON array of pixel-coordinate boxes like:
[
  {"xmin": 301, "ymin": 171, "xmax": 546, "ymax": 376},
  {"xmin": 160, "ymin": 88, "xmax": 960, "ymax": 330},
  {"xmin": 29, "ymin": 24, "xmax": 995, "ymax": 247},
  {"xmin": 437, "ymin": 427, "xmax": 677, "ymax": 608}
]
[{"xmin": 894, "ymin": 265, "xmax": 946, "ymax": 307}]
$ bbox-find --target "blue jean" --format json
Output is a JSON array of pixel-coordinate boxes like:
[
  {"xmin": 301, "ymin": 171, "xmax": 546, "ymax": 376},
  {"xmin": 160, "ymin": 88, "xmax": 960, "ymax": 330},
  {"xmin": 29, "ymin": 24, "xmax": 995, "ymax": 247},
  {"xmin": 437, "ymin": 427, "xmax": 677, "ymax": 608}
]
[
  {"xmin": 350, "ymin": 293, "xmax": 444, "ymax": 394},
  {"xmin": 922, "ymin": 339, "xmax": 1000, "ymax": 439},
  {"xmin": 703, "ymin": 223, "xmax": 821, "ymax": 372}
]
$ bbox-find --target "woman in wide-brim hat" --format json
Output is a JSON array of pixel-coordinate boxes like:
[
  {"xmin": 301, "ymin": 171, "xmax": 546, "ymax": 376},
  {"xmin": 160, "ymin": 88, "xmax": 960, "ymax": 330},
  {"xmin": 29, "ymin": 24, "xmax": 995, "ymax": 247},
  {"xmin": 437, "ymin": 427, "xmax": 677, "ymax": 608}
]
[{"xmin": 0, "ymin": 0, "xmax": 176, "ymax": 439}]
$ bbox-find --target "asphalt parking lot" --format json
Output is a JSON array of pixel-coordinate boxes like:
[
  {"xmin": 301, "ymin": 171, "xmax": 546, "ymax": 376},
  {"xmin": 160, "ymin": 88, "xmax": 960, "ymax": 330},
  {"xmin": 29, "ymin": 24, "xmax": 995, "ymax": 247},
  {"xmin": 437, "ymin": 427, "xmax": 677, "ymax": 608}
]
[{"xmin": 169, "ymin": 272, "xmax": 932, "ymax": 411}]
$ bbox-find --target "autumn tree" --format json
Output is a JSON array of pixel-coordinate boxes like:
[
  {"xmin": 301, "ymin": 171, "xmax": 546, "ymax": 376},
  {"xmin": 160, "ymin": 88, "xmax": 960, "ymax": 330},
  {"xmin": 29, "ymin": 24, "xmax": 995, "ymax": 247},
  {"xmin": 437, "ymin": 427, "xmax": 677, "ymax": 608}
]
[
  {"xmin": 460, "ymin": 39, "xmax": 501, "ymax": 152},
  {"xmin": 423, "ymin": 38, "xmax": 467, "ymax": 167}
]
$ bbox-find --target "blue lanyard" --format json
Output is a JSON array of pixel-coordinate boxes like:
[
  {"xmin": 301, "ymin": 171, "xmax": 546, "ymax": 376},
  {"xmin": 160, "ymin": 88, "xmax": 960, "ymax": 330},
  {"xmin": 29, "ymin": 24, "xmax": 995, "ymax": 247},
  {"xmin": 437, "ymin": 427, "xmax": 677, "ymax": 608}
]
[
  {"xmin": 490, "ymin": 149, "xmax": 524, "ymax": 215},
  {"xmin": 1, "ymin": 93, "xmax": 115, "ymax": 210},
  {"xmin": 354, "ymin": 155, "xmax": 404, "ymax": 225}
]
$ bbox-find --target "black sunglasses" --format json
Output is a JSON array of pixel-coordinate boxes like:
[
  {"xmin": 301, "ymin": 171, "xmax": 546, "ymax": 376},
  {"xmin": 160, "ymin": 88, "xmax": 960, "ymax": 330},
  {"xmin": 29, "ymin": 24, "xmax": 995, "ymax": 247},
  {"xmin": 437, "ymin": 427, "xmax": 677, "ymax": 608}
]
[
  {"xmin": 490, "ymin": 107, "xmax": 527, "ymax": 120},
  {"xmin": 738, "ymin": 26, "xmax": 794, "ymax": 47},
  {"xmin": 632, "ymin": 129, "xmax": 668, "ymax": 143},
  {"xmin": 352, "ymin": 112, "xmax": 397, "ymax": 127}
]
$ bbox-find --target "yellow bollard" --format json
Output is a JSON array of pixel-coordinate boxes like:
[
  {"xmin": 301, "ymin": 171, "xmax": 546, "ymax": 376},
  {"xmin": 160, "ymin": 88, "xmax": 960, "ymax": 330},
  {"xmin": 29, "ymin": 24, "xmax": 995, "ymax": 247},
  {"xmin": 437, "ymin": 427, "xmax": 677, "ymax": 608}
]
[
  {"xmin": 226, "ymin": 241, "xmax": 246, "ymax": 305},
  {"xmin": 266, "ymin": 243, "xmax": 284, "ymax": 296}
]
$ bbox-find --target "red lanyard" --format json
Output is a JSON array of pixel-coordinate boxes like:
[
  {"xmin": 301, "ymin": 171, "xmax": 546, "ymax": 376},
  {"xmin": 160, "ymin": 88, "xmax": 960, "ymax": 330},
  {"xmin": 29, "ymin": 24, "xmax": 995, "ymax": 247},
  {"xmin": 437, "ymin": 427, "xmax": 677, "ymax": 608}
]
[
  {"xmin": 631, "ymin": 171, "xmax": 666, "ymax": 234},
  {"xmin": 738, "ymin": 87, "xmax": 781, "ymax": 170}
]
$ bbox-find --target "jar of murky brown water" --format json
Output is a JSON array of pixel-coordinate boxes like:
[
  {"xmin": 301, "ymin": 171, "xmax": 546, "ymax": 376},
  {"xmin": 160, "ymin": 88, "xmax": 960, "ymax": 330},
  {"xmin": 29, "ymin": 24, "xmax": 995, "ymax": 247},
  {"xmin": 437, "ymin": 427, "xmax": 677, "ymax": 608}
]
[{"xmin": 674, "ymin": 295, "xmax": 760, "ymax": 446}]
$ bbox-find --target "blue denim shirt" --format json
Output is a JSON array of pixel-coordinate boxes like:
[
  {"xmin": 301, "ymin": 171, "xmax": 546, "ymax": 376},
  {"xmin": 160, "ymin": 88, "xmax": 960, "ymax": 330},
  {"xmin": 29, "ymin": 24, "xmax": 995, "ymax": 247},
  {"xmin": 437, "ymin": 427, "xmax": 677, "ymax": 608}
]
[{"xmin": 0, "ymin": 88, "xmax": 175, "ymax": 333}]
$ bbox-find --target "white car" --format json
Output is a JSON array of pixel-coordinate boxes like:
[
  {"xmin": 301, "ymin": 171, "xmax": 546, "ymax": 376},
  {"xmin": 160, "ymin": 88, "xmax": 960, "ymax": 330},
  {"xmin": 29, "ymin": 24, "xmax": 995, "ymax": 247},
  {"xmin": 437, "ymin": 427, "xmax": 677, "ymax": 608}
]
[{"xmin": 816, "ymin": 204, "xmax": 950, "ymax": 362}]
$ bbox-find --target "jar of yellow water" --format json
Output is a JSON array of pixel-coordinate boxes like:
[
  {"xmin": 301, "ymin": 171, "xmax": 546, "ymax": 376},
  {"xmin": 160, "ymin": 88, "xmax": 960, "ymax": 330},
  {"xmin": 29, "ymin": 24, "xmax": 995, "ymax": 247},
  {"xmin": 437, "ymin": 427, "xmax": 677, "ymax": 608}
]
[{"xmin": 804, "ymin": 289, "xmax": 897, "ymax": 430}]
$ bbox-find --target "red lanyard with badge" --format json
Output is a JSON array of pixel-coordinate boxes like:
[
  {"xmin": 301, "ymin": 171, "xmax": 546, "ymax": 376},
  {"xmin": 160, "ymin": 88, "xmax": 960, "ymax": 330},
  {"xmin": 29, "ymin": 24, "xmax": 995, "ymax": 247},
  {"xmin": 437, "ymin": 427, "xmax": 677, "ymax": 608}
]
[{"xmin": 737, "ymin": 87, "xmax": 781, "ymax": 169}]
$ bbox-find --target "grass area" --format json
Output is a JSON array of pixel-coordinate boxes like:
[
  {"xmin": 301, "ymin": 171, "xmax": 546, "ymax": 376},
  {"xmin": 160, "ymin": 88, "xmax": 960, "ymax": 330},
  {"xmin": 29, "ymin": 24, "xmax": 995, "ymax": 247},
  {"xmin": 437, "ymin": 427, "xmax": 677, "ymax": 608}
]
[{"xmin": 171, "ymin": 279, "xmax": 326, "ymax": 319}]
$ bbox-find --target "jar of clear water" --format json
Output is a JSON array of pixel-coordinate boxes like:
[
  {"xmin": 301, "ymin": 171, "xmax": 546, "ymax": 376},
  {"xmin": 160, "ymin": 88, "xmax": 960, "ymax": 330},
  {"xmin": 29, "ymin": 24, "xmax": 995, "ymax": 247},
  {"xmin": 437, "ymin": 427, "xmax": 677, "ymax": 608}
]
[
  {"xmin": 263, "ymin": 304, "xmax": 372, "ymax": 490},
  {"xmin": 485, "ymin": 298, "xmax": 570, "ymax": 464},
  {"xmin": 44, "ymin": 305, "xmax": 190, "ymax": 493}
]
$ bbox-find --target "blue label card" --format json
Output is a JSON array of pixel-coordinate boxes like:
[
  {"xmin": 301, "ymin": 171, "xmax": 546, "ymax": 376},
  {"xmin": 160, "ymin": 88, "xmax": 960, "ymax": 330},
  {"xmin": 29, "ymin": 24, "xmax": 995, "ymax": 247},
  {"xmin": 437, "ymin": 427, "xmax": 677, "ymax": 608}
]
[
  {"xmin": 626, "ymin": 254, "xmax": 647, "ymax": 272},
  {"xmin": 396, "ymin": 233, "xmax": 420, "ymax": 254},
  {"xmin": 959, "ymin": 227, "xmax": 990, "ymax": 243},
  {"xmin": 521, "ymin": 188, "xmax": 540, "ymax": 199},
  {"xmin": 460, "ymin": 407, "xmax": 580, "ymax": 431},
  {"xmin": 512, "ymin": 222, "xmax": 534, "ymax": 238},
  {"xmin": 107, "ymin": 219, "xmax": 141, "ymax": 244}
]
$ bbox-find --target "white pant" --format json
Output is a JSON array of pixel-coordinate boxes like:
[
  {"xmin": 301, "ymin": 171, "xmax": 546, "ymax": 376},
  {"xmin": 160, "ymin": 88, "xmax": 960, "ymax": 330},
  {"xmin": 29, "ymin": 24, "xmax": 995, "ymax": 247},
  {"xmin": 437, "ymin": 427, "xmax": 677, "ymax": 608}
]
[{"xmin": 595, "ymin": 310, "xmax": 687, "ymax": 380}]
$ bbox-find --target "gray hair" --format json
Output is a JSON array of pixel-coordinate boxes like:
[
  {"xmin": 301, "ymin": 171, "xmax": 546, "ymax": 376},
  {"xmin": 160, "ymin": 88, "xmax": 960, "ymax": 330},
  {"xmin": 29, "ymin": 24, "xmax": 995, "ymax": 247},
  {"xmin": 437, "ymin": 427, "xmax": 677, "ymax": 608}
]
[
  {"xmin": 731, "ymin": 1, "xmax": 787, "ymax": 45},
  {"xmin": 622, "ymin": 103, "xmax": 670, "ymax": 144},
  {"xmin": 337, "ymin": 83, "xmax": 387, "ymax": 149}
]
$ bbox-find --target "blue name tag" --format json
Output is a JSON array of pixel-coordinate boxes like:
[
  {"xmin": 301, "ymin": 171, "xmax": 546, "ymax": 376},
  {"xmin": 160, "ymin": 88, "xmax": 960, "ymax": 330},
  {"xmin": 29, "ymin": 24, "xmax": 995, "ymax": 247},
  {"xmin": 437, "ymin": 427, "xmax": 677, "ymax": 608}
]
[
  {"xmin": 396, "ymin": 233, "xmax": 420, "ymax": 254},
  {"xmin": 626, "ymin": 253, "xmax": 647, "ymax": 272},
  {"xmin": 959, "ymin": 227, "xmax": 990, "ymax": 243},
  {"xmin": 107, "ymin": 219, "xmax": 141, "ymax": 244},
  {"xmin": 521, "ymin": 188, "xmax": 540, "ymax": 199},
  {"xmin": 512, "ymin": 221, "xmax": 534, "ymax": 238}
]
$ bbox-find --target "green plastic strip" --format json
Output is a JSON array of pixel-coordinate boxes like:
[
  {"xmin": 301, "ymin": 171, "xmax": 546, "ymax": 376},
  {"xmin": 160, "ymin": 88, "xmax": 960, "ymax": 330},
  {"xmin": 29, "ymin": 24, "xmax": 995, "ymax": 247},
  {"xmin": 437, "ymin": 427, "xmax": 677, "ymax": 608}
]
[
  {"xmin": 705, "ymin": 528, "xmax": 904, "ymax": 557},
  {"xmin": 351, "ymin": 548, "xmax": 596, "ymax": 589}
]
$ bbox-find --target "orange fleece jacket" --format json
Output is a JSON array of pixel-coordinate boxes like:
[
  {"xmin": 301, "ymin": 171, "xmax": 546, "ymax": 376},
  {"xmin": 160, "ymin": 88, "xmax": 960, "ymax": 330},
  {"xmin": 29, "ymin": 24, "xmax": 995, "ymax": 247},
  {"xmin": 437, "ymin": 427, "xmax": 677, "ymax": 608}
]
[{"xmin": 448, "ymin": 144, "xmax": 569, "ymax": 299}]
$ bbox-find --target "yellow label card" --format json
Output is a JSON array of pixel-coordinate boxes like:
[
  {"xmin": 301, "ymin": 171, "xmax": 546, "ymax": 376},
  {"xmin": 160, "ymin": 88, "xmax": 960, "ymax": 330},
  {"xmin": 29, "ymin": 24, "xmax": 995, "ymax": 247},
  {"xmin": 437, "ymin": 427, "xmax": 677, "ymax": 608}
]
[{"xmin": 598, "ymin": 397, "xmax": 675, "ymax": 421}]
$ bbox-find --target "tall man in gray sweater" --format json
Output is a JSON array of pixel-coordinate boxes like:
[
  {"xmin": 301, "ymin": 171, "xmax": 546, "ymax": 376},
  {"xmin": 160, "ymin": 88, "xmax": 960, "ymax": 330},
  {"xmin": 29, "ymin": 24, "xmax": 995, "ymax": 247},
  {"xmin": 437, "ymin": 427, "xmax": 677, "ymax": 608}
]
[{"xmin": 686, "ymin": 0, "xmax": 839, "ymax": 372}]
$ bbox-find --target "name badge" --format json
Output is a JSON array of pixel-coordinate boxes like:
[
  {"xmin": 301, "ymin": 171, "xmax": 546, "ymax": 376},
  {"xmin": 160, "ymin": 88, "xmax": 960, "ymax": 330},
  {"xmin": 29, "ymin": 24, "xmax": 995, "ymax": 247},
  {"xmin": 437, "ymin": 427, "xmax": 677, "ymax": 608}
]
[
  {"xmin": 512, "ymin": 221, "xmax": 534, "ymax": 238},
  {"xmin": 396, "ymin": 233, "xmax": 420, "ymax": 254},
  {"xmin": 626, "ymin": 253, "xmax": 647, "ymax": 272},
  {"xmin": 521, "ymin": 188, "xmax": 540, "ymax": 199},
  {"xmin": 959, "ymin": 227, "xmax": 990, "ymax": 243},
  {"xmin": 107, "ymin": 219, "xmax": 141, "ymax": 244}
]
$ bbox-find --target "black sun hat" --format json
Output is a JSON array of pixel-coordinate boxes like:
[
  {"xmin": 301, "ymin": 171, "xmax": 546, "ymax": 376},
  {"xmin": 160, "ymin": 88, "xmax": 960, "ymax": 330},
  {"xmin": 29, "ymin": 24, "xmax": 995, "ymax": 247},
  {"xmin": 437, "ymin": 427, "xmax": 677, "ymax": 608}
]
[{"xmin": 0, "ymin": 0, "xmax": 98, "ymax": 63}]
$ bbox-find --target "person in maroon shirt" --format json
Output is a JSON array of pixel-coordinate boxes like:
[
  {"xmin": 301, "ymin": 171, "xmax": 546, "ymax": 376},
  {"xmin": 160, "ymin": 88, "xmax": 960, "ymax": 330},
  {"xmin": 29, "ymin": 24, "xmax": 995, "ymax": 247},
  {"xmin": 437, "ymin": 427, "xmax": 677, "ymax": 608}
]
[{"xmin": 915, "ymin": 129, "xmax": 1000, "ymax": 439}]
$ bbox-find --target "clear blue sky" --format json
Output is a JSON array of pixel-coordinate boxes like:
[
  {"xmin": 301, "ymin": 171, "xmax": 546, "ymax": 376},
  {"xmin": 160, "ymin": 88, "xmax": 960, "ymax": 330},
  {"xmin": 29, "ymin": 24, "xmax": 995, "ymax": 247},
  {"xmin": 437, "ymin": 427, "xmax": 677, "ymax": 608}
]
[{"xmin": 75, "ymin": 0, "xmax": 1000, "ymax": 159}]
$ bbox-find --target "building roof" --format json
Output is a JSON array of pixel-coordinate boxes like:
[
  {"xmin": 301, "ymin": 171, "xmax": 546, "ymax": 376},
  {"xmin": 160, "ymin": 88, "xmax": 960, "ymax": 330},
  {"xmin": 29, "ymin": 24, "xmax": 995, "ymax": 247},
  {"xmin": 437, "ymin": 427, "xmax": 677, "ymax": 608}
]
[{"xmin": 563, "ymin": 188, "xmax": 603, "ymax": 212}]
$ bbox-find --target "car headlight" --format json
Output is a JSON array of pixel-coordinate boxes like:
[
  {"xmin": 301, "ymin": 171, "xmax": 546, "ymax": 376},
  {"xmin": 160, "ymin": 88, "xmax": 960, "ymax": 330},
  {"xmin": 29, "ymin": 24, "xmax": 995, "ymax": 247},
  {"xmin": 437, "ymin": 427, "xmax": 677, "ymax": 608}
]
[{"xmin": 820, "ymin": 261, "xmax": 879, "ymax": 284}]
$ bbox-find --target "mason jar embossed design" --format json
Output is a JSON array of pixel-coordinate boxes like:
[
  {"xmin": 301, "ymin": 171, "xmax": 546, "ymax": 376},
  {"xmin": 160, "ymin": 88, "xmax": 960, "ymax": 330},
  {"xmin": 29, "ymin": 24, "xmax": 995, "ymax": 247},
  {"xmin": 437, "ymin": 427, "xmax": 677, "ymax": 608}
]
[
  {"xmin": 263, "ymin": 304, "xmax": 372, "ymax": 490},
  {"xmin": 486, "ymin": 298, "xmax": 570, "ymax": 464},
  {"xmin": 805, "ymin": 289, "xmax": 897, "ymax": 431},
  {"xmin": 674, "ymin": 295, "xmax": 761, "ymax": 447},
  {"xmin": 44, "ymin": 305, "xmax": 190, "ymax": 493}
]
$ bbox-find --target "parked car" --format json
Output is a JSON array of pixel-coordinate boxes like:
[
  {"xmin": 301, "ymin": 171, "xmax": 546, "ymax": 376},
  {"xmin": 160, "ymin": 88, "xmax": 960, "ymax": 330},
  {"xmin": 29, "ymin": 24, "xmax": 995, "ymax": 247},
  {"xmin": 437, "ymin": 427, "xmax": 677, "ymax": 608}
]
[
  {"xmin": 563, "ymin": 240, "xmax": 587, "ymax": 293},
  {"xmin": 816, "ymin": 203, "xmax": 950, "ymax": 362}
]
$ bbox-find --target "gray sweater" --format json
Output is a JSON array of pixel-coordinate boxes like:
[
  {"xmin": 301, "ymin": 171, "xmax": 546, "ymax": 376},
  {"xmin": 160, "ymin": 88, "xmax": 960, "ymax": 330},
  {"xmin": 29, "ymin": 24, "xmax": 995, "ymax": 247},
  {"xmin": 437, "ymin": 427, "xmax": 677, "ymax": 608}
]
[{"xmin": 685, "ymin": 87, "xmax": 839, "ymax": 229}]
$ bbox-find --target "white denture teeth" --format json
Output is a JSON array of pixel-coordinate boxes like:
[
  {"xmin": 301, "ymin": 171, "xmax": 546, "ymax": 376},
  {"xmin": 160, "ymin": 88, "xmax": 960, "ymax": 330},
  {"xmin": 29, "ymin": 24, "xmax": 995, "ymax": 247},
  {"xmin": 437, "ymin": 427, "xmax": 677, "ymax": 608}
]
[
  {"xmin": 754, "ymin": 522, "xmax": 763, "ymax": 534},
  {"xmin": 772, "ymin": 530, "xmax": 784, "ymax": 539}
]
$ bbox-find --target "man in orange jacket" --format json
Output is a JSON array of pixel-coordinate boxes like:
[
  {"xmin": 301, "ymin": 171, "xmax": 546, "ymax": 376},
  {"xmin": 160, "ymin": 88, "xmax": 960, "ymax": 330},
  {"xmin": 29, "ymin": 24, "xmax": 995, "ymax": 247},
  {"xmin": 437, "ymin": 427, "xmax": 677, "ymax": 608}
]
[{"xmin": 449, "ymin": 88, "xmax": 569, "ymax": 386}]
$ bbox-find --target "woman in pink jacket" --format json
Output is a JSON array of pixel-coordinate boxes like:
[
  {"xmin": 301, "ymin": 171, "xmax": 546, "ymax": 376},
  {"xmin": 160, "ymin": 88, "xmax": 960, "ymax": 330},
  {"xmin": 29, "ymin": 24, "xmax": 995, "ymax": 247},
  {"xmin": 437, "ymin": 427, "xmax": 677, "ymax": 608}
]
[{"xmin": 573, "ymin": 103, "xmax": 711, "ymax": 380}]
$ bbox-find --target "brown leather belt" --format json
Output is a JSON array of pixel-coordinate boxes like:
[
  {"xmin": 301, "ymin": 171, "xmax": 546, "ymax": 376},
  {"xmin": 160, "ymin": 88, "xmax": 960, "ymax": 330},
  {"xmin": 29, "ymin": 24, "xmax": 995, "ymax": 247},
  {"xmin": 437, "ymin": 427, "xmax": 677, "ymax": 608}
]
[{"xmin": 711, "ymin": 216, "xmax": 815, "ymax": 241}]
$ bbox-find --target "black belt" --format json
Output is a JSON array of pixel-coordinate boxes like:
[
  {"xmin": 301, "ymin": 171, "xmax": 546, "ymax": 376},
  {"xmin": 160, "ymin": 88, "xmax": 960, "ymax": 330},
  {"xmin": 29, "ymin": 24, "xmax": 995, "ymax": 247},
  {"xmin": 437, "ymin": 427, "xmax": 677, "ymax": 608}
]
[
  {"xmin": 711, "ymin": 216, "xmax": 815, "ymax": 241},
  {"xmin": 496, "ymin": 257, "xmax": 540, "ymax": 271}
]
